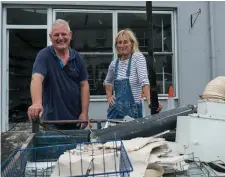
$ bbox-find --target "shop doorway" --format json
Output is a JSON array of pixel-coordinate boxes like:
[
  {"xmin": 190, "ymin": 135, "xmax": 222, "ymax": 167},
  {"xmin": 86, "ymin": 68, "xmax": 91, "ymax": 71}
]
[{"xmin": 7, "ymin": 29, "xmax": 47, "ymax": 124}]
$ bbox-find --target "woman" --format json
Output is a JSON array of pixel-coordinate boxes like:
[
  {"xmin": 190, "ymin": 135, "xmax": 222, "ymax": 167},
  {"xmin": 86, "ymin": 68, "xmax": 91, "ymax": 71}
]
[{"xmin": 104, "ymin": 29, "xmax": 161, "ymax": 119}]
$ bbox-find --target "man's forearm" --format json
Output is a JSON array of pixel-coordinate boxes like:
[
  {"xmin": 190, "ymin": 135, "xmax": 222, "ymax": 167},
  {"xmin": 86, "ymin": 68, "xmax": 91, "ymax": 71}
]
[
  {"xmin": 30, "ymin": 77, "xmax": 43, "ymax": 104},
  {"xmin": 105, "ymin": 85, "xmax": 113, "ymax": 99},
  {"xmin": 143, "ymin": 85, "xmax": 151, "ymax": 105},
  {"xmin": 80, "ymin": 81, "xmax": 90, "ymax": 115}
]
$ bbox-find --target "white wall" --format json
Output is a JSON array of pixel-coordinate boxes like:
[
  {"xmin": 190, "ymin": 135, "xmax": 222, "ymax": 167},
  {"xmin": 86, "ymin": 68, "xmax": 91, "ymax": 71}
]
[
  {"xmin": 213, "ymin": 2, "xmax": 225, "ymax": 77},
  {"xmin": 175, "ymin": 1, "xmax": 211, "ymax": 106}
]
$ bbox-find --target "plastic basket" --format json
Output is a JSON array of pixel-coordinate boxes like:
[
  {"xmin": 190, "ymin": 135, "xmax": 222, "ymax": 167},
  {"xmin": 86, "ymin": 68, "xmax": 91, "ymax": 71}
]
[{"xmin": 1, "ymin": 140, "xmax": 133, "ymax": 177}]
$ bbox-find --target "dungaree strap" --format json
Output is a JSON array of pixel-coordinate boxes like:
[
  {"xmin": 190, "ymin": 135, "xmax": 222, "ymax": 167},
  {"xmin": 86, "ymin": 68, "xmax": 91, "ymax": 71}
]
[
  {"xmin": 114, "ymin": 59, "xmax": 119, "ymax": 79},
  {"xmin": 126, "ymin": 53, "xmax": 133, "ymax": 77},
  {"xmin": 114, "ymin": 54, "xmax": 133, "ymax": 79}
]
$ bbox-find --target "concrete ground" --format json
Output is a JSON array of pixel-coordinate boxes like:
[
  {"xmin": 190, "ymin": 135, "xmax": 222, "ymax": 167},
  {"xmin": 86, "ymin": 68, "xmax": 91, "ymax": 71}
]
[{"xmin": 1, "ymin": 122, "xmax": 36, "ymax": 164}]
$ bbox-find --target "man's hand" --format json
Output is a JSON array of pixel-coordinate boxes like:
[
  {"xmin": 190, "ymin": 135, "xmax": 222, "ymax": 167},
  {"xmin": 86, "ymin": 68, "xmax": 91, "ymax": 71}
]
[
  {"xmin": 27, "ymin": 104, "xmax": 43, "ymax": 120},
  {"xmin": 78, "ymin": 112, "xmax": 89, "ymax": 129}
]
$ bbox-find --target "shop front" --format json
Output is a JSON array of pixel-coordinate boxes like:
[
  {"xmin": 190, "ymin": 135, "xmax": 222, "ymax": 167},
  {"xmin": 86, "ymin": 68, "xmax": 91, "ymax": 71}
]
[{"xmin": 0, "ymin": 1, "xmax": 177, "ymax": 132}]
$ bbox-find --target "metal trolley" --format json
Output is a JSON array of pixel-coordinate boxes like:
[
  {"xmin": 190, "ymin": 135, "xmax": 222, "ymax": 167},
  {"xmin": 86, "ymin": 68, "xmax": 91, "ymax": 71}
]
[{"xmin": 1, "ymin": 140, "xmax": 133, "ymax": 177}]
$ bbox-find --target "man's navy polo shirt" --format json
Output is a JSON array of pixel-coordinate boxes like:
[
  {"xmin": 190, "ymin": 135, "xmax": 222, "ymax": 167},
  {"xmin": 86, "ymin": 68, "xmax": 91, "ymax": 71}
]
[{"xmin": 32, "ymin": 45, "xmax": 88, "ymax": 121}]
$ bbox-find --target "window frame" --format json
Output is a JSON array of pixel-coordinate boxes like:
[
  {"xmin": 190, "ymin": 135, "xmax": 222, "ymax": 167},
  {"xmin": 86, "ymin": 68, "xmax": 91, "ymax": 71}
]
[
  {"xmin": 53, "ymin": 9, "xmax": 117, "ymax": 100},
  {"xmin": 117, "ymin": 10, "xmax": 177, "ymax": 98},
  {"xmin": 3, "ymin": 8, "xmax": 178, "ymax": 103},
  {"xmin": 6, "ymin": 8, "xmax": 48, "ymax": 26},
  {"xmin": 2, "ymin": 7, "xmax": 51, "ymax": 131},
  {"xmin": 53, "ymin": 9, "xmax": 178, "ymax": 100},
  {"xmin": 52, "ymin": 9, "xmax": 116, "ymax": 57},
  {"xmin": 1, "ymin": 5, "xmax": 178, "ymax": 133}
]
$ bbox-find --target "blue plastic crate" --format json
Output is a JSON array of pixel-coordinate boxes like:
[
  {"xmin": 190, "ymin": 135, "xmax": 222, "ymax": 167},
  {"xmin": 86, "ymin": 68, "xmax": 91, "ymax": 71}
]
[
  {"xmin": 1, "ymin": 140, "xmax": 133, "ymax": 177},
  {"xmin": 34, "ymin": 129, "xmax": 91, "ymax": 147}
]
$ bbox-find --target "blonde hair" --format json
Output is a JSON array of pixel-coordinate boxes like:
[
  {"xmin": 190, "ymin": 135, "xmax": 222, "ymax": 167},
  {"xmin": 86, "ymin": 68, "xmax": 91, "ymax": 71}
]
[{"xmin": 115, "ymin": 28, "xmax": 140, "ymax": 54}]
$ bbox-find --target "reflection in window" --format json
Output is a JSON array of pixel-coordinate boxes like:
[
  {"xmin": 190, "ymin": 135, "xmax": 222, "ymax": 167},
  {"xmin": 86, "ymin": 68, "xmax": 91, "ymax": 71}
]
[
  {"xmin": 118, "ymin": 13, "xmax": 172, "ymax": 52},
  {"xmin": 56, "ymin": 12, "xmax": 113, "ymax": 52},
  {"xmin": 144, "ymin": 55, "xmax": 173, "ymax": 94},
  {"xmin": 7, "ymin": 8, "xmax": 47, "ymax": 25},
  {"xmin": 9, "ymin": 29, "xmax": 47, "ymax": 122},
  {"xmin": 81, "ymin": 55, "xmax": 113, "ymax": 95},
  {"xmin": 155, "ymin": 14, "xmax": 172, "ymax": 52}
]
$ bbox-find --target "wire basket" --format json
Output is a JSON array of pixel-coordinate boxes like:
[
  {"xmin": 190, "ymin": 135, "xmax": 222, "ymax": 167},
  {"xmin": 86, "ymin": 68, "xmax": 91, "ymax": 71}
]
[
  {"xmin": 163, "ymin": 152, "xmax": 221, "ymax": 177},
  {"xmin": 1, "ymin": 140, "xmax": 133, "ymax": 177}
]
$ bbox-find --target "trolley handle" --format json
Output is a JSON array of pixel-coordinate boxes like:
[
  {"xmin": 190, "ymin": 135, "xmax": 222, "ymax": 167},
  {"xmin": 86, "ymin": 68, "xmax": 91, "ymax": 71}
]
[
  {"xmin": 32, "ymin": 118, "xmax": 40, "ymax": 133},
  {"xmin": 31, "ymin": 117, "xmax": 125, "ymax": 133},
  {"xmin": 41, "ymin": 119, "xmax": 124, "ymax": 124},
  {"xmin": 31, "ymin": 112, "xmax": 43, "ymax": 133}
]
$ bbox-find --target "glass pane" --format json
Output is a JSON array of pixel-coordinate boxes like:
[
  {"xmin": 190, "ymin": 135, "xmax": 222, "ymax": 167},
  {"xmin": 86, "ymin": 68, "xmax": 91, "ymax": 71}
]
[
  {"xmin": 56, "ymin": 12, "xmax": 113, "ymax": 52},
  {"xmin": 118, "ymin": 13, "xmax": 172, "ymax": 52},
  {"xmin": 161, "ymin": 14, "xmax": 172, "ymax": 52},
  {"xmin": 9, "ymin": 29, "xmax": 47, "ymax": 122},
  {"xmin": 7, "ymin": 8, "xmax": 47, "ymax": 25},
  {"xmin": 144, "ymin": 54, "xmax": 173, "ymax": 94},
  {"xmin": 81, "ymin": 54, "xmax": 113, "ymax": 95}
]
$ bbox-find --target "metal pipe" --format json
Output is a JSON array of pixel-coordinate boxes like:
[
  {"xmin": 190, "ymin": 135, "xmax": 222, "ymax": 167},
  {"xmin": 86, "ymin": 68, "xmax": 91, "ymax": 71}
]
[
  {"xmin": 90, "ymin": 105, "xmax": 196, "ymax": 141},
  {"xmin": 208, "ymin": 1, "xmax": 216, "ymax": 79},
  {"xmin": 32, "ymin": 119, "xmax": 40, "ymax": 133},
  {"xmin": 146, "ymin": 1, "xmax": 159, "ymax": 115},
  {"xmin": 163, "ymin": 66, "xmax": 165, "ymax": 94},
  {"xmin": 0, "ymin": 2, "xmax": 2, "ymax": 133}
]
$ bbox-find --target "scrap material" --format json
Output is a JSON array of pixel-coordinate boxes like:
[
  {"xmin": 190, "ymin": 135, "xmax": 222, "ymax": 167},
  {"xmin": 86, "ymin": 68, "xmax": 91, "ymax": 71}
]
[{"xmin": 50, "ymin": 137, "xmax": 188, "ymax": 177}]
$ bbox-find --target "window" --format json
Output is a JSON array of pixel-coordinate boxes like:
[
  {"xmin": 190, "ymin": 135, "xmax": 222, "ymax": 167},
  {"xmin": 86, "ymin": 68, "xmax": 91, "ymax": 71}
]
[
  {"xmin": 144, "ymin": 54, "xmax": 173, "ymax": 94},
  {"xmin": 8, "ymin": 29, "xmax": 47, "ymax": 122},
  {"xmin": 118, "ymin": 12, "xmax": 174, "ymax": 95},
  {"xmin": 54, "ymin": 10, "xmax": 176, "ymax": 97},
  {"xmin": 7, "ymin": 8, "xmax": 47, "ymax": 25},
  {"xmin": 56, "ymin": 11, "xmax": 113, "ymax": 96},
  {"xmin": 2, "ymin": 7, "xmax": 48, "ymax": 130},
  {"xmin": 82, "ymin": 55, "xmax": 113, "ymax": 95}
]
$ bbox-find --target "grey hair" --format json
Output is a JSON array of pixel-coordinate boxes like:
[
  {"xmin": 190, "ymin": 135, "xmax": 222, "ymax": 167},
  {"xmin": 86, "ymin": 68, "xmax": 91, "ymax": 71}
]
[{"xmin": 50, "ymin": 19, "xmax": 71, "ymax": 34}]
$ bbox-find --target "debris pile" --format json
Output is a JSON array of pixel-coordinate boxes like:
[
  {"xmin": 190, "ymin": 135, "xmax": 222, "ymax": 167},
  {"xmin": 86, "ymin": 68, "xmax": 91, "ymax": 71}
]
[{"xmin": 50, "ymin": 136, "xmax": 189, "ymax": 177}]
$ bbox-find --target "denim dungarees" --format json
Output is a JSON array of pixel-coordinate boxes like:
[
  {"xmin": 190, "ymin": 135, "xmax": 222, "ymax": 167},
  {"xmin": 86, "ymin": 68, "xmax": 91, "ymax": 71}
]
[{"xmin": 107, "ymin": 54, "xmax": 143, "ymax": 119}]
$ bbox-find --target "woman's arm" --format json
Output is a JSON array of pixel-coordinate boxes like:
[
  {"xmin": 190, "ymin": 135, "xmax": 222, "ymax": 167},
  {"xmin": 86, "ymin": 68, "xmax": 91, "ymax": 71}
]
[
  {"xmin": 135, "ymin": 53, "xmax": 151, "ymax": 104},
  {"xmin": 105, "ymin": 85, "xmax": 113, "ymax": 99},
  {"xmin": 142, "ymin": 85, "xmax": 151, "ymax": 105},
  {"xmin": 103, "ymin": 61, "xmax": 115, "ymax": 105}
]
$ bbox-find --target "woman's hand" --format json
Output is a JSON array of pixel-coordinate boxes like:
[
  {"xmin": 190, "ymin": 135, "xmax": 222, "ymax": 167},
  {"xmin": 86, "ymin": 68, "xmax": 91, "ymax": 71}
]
[
  {"xmin": 157, "ymin": 103, "xmax": 163, "ymax": 112},
  {"xmin": 107, "ymin": 96, "xmax": 115, "ymax": 106},
  {"xmin": 148, "ymin": 102, "xmax": 163, "ymax": 113}
]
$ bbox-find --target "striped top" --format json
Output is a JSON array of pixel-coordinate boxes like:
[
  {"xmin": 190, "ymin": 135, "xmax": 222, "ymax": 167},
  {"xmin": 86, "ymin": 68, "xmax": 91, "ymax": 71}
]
[{"xmin": 104, "ymin": 52, "xmax": 150, "ymax": 103}]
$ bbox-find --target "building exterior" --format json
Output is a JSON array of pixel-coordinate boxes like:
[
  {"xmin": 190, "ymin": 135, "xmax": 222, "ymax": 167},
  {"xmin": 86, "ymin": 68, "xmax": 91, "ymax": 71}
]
[{"xmin": 0, "ymin": 1, "xmax": 225, "ymax": 132}]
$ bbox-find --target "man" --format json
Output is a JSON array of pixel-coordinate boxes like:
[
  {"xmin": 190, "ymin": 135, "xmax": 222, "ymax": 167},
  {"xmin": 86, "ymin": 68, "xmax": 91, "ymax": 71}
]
[{"xmin": 27, "ymin": 19, "xmax": 90, "ymax": 129}]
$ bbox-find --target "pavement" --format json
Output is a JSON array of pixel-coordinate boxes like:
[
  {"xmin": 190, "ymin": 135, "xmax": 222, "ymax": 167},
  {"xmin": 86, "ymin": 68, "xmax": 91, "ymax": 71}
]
[{"xmin": 1, "ymin": 122, "xmax": 36, "ymax": 164}]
